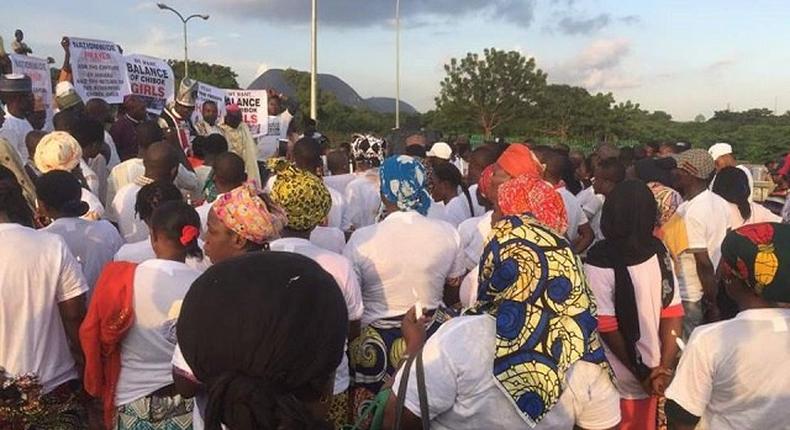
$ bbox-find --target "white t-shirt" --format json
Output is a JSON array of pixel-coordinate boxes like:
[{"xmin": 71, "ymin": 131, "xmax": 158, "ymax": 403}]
[
  {"xmin": 443, "ymin": 184, "xmax": 486, "ymax": 227},
  {"xmin": 114, "ymin": 237, "xmax": 211, "ymax": 272},
  {"xmin": 558, "ymin": 187, "xmax": 589, "ymax": 243},
  {"xmin": 0, "ymin": 224, "xmax": 88, "ymax": 394},
  {"xmin": 0, "ymin": 110, "xmax": 33, "ymax": 161},
  {"xmin": 106, "ymin": 158, "xmax": 199, "ymax": 205},
  {"xmin": 195, "ymin": 192, "xmax": 226, "ymax": 238},
  {"xmin": 344, "ymin": 211, "xmax": 465, "ymax": 325},
  {"xmin": 342, "ymin": 171, "xmax": 381, "ymax": 232},
  {"xmin": 326, "ymin": 186, "xmax": 345, "ymax": 229},
  {"xmin": 269, "ymin": 237, "xmax": 364, "ymax": 395},
  {"xmin": 81, "ymin": 188, "xmax": 105, "ymax": 220},
  {"xmin": 106, "ymin": 182, "xmax": 147, "ymax": 243},
  {"xmin": 427, "ymin": 200, "xmax": 451, "ymax": 224},
  {"xmin": 43, "ymin": 218, "xmax": 124, "ymax": 293},
  {"xmin": 80, "ymin": 159, "xmax": 100, "ymax": 197},
  {"xmin": 677, "ymin": 189, "xmax": 731, "ymax": 268},
  {"xmin": 457, "ymin": 210, "xmax": 493, "ymax": 271},
  {"xmin": 393, "ymin": 315, "xmax": 621, "ymax": 430},
  {"xmin": 666, "ymin": 308, "xmax": 790, "ymax": 430},
  {"xmin": 115, "ymin": 259, "xmax": 202, "ymax": 406},
  {"xmin": 577, "ymin": 187, "xmax": 604, "ymax": 242},
  {"xmin": 309, "ymin": 226, "xmax": 346, "ymax": 255},
  {"xmin": 726, "ymin": 201, "xmax": 781, "ymax": 230},
  {"xmin": 323, "ymin": 173, "xmax": 356, "ymax": 194},
  {"xmin": 585, "ymin": 254, "xmax": 682, "ymax": 399}
]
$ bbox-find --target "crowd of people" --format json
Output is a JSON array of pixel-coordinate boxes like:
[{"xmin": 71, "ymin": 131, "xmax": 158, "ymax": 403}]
[{"xmin": 2, "ymin": 37, "xmax": 790, "ymax": 430}]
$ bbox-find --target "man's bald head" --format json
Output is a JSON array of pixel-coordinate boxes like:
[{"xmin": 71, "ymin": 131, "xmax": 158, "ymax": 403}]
[
  {"xmin": 85, "ymin": 98, "xmax": 111, "ymax": 123},
  {"xmin": 143, "ymin": 142, "xmax": 179, "ymax": 182},
  {"xmin": 213, "ymin": 152, "xmax": 247, "ymax": 193}
]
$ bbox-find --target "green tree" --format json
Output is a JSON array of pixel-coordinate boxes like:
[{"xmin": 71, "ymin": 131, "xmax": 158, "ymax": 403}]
[
  {"xmin": 435, "ymin": 48, "xmax": 547, "ymax": 138},
  {"xmin": 168, "ymin": 60, "xmax": 240, "ymax": 89},
  {"xmin": 694, "ymin": 114, "xmax": 706, "ymax": 123}
]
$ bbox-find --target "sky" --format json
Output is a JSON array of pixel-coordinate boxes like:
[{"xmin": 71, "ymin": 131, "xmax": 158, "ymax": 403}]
[{"xmin": 3, "ymin": 0, "xmax": 790, "ymax": 120}]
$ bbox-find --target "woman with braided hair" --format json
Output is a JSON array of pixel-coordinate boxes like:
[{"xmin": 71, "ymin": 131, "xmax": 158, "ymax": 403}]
[{"xmin": 81, "ymin": 200, "xmax": 204, "ymax": 429}]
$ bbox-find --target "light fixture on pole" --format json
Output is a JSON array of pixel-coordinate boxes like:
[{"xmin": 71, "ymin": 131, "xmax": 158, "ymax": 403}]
[
  {"xmin": 310, "ymin": 0, "xmax": 318, "ymax": 120},
  {"xmin": 157, "ymin": 3, "xmax": 209, "ymax": 79},
  {"xmin": 395, "ymin": 0, "xmax": 400, "ymax": 129}
]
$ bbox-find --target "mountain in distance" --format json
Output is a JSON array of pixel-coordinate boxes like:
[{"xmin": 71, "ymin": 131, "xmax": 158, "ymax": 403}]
[{"xmin": 248, "ymin": 69, "xmax": 419, "ymax": 115}]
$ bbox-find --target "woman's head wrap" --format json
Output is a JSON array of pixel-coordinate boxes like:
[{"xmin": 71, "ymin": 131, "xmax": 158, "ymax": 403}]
[
  {"xmin": 712, "ymin": 166, "xmax": 752, "ymax": 221},
  {"xmin": 350, "ymin": 133, "xmax": 386, "ymax": 166},
  {"xmin": 267, "ymin": 159, "xmax": 332, "ymax": 231},
  {"xmin": 212, "ymin": 182, "xmax": 287, "ymax": 244},
  {"xmin": 496, "ymin": 144, "xmax": 543, "ymax": 178},
  {"xmin": 720, "ymin": 222, "xmax": 790, "ymax": 303},
  {"xmin": 497, "ymin": 175, "xmax": 568, "ymax": 235},
  {"xmin": 466, "ymin": 213, "xmax": 608, "ymax": 426},
  {"xmin": 177, "ymin": 252, "xmax": 349, "ymax": 430},
  {"xmin": 379, "ymin": 155, "xmax": 432, "ymax": 216},
  {"xmin": 34, "ymin": 131, "xmax": 82, "ymax": 173}
]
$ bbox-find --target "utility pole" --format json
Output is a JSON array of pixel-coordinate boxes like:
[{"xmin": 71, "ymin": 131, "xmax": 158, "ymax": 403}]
[
  {"xmin": 395, "ymin": 0, "xmax": 401, "ymax": 129},
  {"xmin": 310, "ymin": 0, "xmax": 318, "ymax": 120}
]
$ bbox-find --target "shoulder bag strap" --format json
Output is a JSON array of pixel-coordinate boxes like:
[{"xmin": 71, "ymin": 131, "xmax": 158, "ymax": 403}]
[
  {"xmin": 394, "ymin": 353, "xmax": 418, "ymax": 430},
  {"xmin": 415, "ymin": 348, "xmax": 431, "ymax": 429}
]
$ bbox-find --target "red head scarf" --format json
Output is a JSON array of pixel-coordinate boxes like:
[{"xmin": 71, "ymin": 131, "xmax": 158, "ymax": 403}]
[
  {"xmin": 498, "ymin": 175, "xmax": 568, "ymax": 235},
  {"xmin": 496, "ymin": 144, "xmax": 543, "ymax": 178}
]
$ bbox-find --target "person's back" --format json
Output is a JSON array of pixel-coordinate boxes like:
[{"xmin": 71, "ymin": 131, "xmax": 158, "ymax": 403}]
[
  {"xmin": 342, "ymin": 171, "xmax": 381, "ymax": 231},
  {"xmin": 344, "ymin": 211, "xmax": 463, "ymax": 324},
  {"xmin": 394, "ymin": 314, "xmax": 621, "ymax": 430},
  {"xmin": 666, "ymin": 308, "xmax": 790, "ymax": 429},
  {"xmin": 44, "ymin": 218, "xmax": 124, "ymax": 291},
  {"xmin": 0, "ymin": 224, "xmax": 87, "ymax": 393},
  {"xmin": 115, "ymin": 258, "xmax": 201, "ymax": 405},
  {"xmin": 677, "ymin": 189, "xmax": 731, "ymax": 267}
]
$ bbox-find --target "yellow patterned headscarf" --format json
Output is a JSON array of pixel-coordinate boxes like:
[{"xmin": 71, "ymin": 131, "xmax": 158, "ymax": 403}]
[
  {"xmin": 211, "ymin": 182, "xmax": 287, "ymax": 244},
  {"xmin": 466, "ymin": 213, "xmax": 608, "ymax": 427},
  {"xmin": 267, "ymin": 158, "xmax": 332, "ymax": 231}
]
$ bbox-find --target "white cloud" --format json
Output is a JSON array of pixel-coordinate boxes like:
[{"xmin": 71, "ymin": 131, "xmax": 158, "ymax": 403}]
[
  {"xmin": 195, "ymin": 36, "xmax": 217, "ymax": 48},
  {"xmin": 551, "ymin": 38, "xmax": 639, "ymax": 91}
]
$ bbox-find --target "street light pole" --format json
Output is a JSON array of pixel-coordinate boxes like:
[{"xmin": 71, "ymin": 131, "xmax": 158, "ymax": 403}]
[
  {"xmin": 395, "ymin": 0, "xmax": 400, "ymax": 130},
  {"xmin": 310, "ymin": 0, "xmax": 318, "ymax": 120},
  {"xmin": 157, "ymin": 3, "xmax": 209, "ymax": 80}
]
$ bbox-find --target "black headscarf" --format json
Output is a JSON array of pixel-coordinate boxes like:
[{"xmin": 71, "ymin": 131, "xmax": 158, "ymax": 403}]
[
  {"xmin": 177, "ymin": 252, "xmax": 349, "ymax": 430},
  {"xmin": 634, "ymin": 157, "xmax": 676, "ymax": 187},
  {"xmin": 587, "ymin": 180, "xmax": 675, "ymax": 380},
  {"xmin": 712, "ymin": 166, "xmax": 751, "ymax": 221}
]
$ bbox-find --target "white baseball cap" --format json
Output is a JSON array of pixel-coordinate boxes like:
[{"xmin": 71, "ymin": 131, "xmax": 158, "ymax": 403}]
[
  {"xmin": 427, "ymin": 141, "xmax": 452, "ymax": 160},
  {"xmin": 708, "ymin": 143, "xmax": 733, "ymax": 161}
]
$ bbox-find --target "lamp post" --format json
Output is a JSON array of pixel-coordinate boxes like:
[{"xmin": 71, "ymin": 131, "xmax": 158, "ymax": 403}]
[
  {"xmin": 157, "ymin": 3, "xmax": 209, "ymax": 79},
  {"xmin": 395, "ymin": 0, "xmax": 400, "ymax": 129},
  {"xmin": 310, "ymin": 0, "xmax": 318, "ymax": 120}
]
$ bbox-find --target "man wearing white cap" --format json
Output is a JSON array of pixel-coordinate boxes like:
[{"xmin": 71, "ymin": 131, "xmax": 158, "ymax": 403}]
[
  {"xmin": 0, "ymin": 74, "xmax": 34, "ymax": 161},
  {"xmin": 708, "ymin": 142, "xmax": 753, "ymax": 201},
  {"xmin": 426, "ymin": 141, "xmax": 453, "ymax": 161}
]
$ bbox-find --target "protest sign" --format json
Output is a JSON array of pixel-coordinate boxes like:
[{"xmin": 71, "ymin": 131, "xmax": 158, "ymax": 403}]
[
  {"xmin": 195, "ymin": 81, "xmax": 227, "ymax": 119},
  {"xmin": 125, "ymin": 54, "xmax": 174, "ymax": 114},
  {"xmin": 68, "ymin": 37, "xmax": 129, "ymax": 104},
  {"xmin": 224, "ymin": 89, "xmax": 268, "ymax": 135},
  {"xmin": 9, "ymin": 54, "xmax": 53, "ymax": 114}
]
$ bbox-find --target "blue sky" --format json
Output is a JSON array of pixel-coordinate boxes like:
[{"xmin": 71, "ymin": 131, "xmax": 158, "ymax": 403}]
[{"xmin": 3, "ymin": 0, "xmax": 790, "ymax": 120}]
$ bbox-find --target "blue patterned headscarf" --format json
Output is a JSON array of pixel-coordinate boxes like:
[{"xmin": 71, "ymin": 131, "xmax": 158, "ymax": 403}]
[
  {"xmin": 466, "ymin": 214, "xmax": 609, "ymax": 427},
  {"xmin": 379, "ymin": 155, "xmax": 432, "ymax": 216}
]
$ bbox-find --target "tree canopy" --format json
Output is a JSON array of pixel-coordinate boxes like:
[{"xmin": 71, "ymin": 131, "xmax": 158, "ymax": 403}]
[
  {"xmin": 168, "ymin": 60, "xmax": 239, "ymax": 89},
  {"xmin": 435, "ymin": 48, "xmax": 546, "ymax": 138}
]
